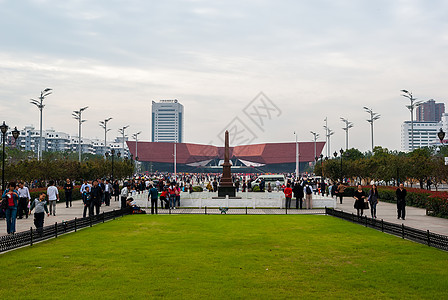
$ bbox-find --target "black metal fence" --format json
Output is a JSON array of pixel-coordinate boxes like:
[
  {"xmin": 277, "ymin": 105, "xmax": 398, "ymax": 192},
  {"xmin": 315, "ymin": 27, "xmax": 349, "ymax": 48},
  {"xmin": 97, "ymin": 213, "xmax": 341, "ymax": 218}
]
[
  {"xmin": 325, "ymin": 208, "xmax": 448, "ymax": 251},
  {"xmin": 0, "ymin": 209, "xmax": 130, "ymax": 253}
]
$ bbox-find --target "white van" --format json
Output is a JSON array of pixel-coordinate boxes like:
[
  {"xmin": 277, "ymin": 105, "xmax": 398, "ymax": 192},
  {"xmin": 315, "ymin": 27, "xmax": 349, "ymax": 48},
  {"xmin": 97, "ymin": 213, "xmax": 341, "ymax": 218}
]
[{"xmin": 251, "ymin": 175, "xmax": 286, "ymax": 188}]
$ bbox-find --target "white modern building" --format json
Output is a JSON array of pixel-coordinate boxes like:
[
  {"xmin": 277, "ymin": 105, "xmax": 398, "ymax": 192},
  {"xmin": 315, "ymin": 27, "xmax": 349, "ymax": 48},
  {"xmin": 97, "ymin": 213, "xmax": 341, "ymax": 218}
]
[
  {"xmin": 401, "ymin": 113, "xmax": 448, "ymax": 151},
  {"xmin": 151, "ymin": 99, "xmax": 184, "ymax": 143}
]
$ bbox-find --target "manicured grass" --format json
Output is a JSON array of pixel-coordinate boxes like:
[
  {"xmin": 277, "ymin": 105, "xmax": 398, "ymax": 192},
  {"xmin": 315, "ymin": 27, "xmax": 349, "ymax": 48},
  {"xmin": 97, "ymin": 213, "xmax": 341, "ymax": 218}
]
[{"xmin": 0, "ymin": 215, "xmax": 447, "ymax": 299}]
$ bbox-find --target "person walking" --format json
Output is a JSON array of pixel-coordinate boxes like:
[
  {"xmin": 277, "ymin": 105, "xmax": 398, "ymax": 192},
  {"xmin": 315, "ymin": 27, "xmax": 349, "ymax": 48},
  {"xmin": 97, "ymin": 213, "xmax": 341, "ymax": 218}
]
[
  {"xmin": 149, "ymin": 184, "xmax": 159, "ymax": 214},
  {"xmin": 104, "ymin": 179, "xmax": 113, "ymax": 206},
  {"xmin": 113, "ymin": 180, "xmax": 120, "ymax": 202},
  {"xmin": 63, "ymin": 178, "xmax": 73, "ymax": 208},
  {"xmin": 82, "ymin": 186, "xmax": 93, "ymax": 218},
  {"xmin": 29, "ymin": 192, "xmax": 49, "ymax": 235},
  {"xmin": 304, "ymin": 182, "xmax": 313, "ymax": 209},
  {"xmin": 368, "ymin": 184, "xmax": 379, "ymax": 219},
  {"xmin": 396, "ymin": 183, "xmax": 407, "ymax": 220},
  {"xmin": 174, "ymin": 183, "xmax": 181, "ymax": 208},
  {"xmin": 2, "ymin": 182, "xmax": 19, "ymax": 234},
  {"xmin": 336, "ymin": 182, "xmax": 346, "ymax": 204},
  {"xmin": 47, "ymin": 180, "xmax": 59, "ymax": 216},
  {"xmin": 168, "ymin": 182, "xmax": 176, "ymax": 209},
  {"xmin": 90, "ymin": 180, "xmax": 103, "ymax": 215},
  {"xmin": 17, "ymin": 181, "xmax": 31, "ymax": 219},
  {"xmin": 353, "ymin": 184, "xmax": 366, "ymax": 217},
  {"xmin": 293, "ymin": 181, "xmax": 304, "ymax": 209},
  {"xmin": 120, "ymin": 183, "xmax": 129, "ymax": 209},
  {"xmin": 283, "ymin": 183, "xmax": 293, "ymax": 209}
]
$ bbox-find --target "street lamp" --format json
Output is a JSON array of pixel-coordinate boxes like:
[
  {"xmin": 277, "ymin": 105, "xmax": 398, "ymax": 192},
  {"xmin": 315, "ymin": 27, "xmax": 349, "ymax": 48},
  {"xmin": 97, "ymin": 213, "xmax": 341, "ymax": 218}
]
[
  {"xmin": 340, "ymin": 117, "xmax": 354, "ymax": 150},
  {"xmin": 118, "ymin": 125, "xmax": 129, "ymax": 156},
  {"xmin": 132, "ymin": 131, "xmax": 142, "ymax": 174},
  {"xmin": 72, "ymin": 106, "xmax": 88, "ymax": 163},
  {"xmin": 339, "ymin": 148, "xmax": 344, "ymax": 183},
  {"xmin": 363, "ymin": 107, "xmax": 381, "ymax": 153},
  {"xmin": 401, "ymin": 90, "xmax": 423, "ymax": 151},
  {"xmin": 1, "ymin": 122, "xmax": 20, "ymax": 191},
  {"xmin": 99, "ymin": 117, "xmax": 112, "ymax": 155},
  {"xmin": 30, "ymin": 88, "xmax": 52, "ymax": 160},
  {"xmin": 105, "ymin": 149, "xmax": 121, "ymax": 180},
  {"xmin": 310, "ymin": 131, "xmax": 319, "ymax": 165},
  {"xmin": 294, "ymin": 131, "xmax": 299, "ymax": 177}
]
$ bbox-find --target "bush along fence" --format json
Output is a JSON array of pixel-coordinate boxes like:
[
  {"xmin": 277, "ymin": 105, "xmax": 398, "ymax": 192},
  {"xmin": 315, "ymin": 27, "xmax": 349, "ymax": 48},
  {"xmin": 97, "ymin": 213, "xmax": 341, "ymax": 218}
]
[
  {"xmin": 325, "ymin": 207, "xmax": 448, "ymax": 251},
  {"xmin": 341, "ymin": 186, "xmax": 448, "ymax": 219},
  {"xmin": 0, "ymin": 209, "xmax": 130, "ymax": 253}
]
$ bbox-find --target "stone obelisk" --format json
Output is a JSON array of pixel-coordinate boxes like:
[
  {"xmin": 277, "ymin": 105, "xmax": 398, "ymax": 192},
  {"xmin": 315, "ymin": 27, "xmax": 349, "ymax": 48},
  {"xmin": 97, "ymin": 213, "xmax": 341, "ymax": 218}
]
[{"xmin": 218, "ymin": 130, "xmax": 236, "ymax": 197}]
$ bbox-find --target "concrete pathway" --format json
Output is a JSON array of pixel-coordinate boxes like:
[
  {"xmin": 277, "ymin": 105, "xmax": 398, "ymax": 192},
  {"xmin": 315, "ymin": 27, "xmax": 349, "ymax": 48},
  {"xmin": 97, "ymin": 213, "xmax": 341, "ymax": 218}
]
[
  {"xmin": 334, "ymin": 195, "xmax": 448, "ymax": 236},
  {"xmin": 1, "ymin": 198, "xmax": 122, "ymax": 236}
]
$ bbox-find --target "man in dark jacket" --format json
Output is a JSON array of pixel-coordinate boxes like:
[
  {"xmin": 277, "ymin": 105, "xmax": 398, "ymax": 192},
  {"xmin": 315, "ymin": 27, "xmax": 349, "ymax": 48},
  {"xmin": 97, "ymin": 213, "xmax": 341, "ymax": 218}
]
[
  {"xmin": 396, "ymin": 183, "xmax": 407, "ymax": 220},
  {"xmin": 90, "ymin": 180, "xmax": 103, "ymax": 216},
  {"xmin": 148, "ymin": 184, "xmax": 159, "ymax": 215},
  {"xmin": 293, "ymin": 181, "xmax": 304, "ymax": 209}
]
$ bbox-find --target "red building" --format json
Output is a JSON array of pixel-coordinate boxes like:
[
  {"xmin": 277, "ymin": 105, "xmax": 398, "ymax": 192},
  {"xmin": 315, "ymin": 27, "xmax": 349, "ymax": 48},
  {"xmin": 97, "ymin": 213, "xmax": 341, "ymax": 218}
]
[{"xmin": 127, "ymin": 141, "xmax": 325, "ymax": 173}]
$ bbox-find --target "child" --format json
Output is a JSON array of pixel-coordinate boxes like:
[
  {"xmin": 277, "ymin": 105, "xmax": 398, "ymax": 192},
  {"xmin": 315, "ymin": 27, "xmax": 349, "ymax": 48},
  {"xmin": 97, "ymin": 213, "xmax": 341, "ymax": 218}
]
[{"xmin": 30, "ymin": 192, "xmax": 49, "ymax": 235}]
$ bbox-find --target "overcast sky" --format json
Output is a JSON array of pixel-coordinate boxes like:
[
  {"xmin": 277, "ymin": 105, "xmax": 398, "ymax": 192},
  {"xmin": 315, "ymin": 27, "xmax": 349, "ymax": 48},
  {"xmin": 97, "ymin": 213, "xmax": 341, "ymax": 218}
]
[{"xmin": 1, "ymin": 0, "xmax": 447, "ymax": 153}]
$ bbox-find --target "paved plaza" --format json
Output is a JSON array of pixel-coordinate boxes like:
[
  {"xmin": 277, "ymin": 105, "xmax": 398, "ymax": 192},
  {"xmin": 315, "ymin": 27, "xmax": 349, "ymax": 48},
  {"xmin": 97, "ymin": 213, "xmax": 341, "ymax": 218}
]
[{"xmin": 1, "ymin": 192, "xmax": 447, "ymax": 237}]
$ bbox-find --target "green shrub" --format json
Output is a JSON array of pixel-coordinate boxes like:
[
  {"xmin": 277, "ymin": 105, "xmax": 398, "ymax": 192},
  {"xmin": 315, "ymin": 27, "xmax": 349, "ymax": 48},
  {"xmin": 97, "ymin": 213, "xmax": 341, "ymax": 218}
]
[
  {"xmin": 192, "ymin": 186, "xmax": 203, "ymax": 192},
  {"xmin": 252, "ymin": 186, "xmax": 262, "ymax": 192}
]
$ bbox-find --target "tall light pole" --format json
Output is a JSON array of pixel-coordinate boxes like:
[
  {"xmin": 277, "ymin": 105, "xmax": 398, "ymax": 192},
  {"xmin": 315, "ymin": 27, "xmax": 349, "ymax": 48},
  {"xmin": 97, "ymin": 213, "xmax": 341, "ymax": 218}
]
[
  {"xmin": 363, "ymin": 107, "xmax": 381, "ymax": 152},
  {"xmin": 401, "ymin": 90, "xmax": 423, "ymax": 151},
  {"xmin": 310, "ymin": 131, "xmax": 319, "ymax": 165},
  {"xmin": 294, "ymin": 131, "xmax": 299, "ymax": 177},
  {"xmin": 0, "ymin": 122, "xmax": 20, "ymax": 191},
  {"xmin": 324, "ymin": 123, "xmax": 334, "ymax": 157},
  {"xmin": 173, "ymin": 142, "xmax": 177, "ymax": 180},
  {"xmin": 132, "ymin": 131, "xmax": 142, "ymax": 174},
  {"xmin": 324, "ymin": 117, "xmax": 328, "ymax": 157},
  {"xmin": 72, "ymin": 107, "xmax": 88, "ymax": 163},
  {"xmin": 30, "ymin": 88, "xmax": 52, "ymax": 160},
  {"xmin": 99, "ymin": 117, "xmax": 112, "ymax": 155},
  {"xmin": 340, "ymin": 117, "xmax": 354, "ymax": 150},
  {"xmin": 118, "ymin": 125, "xmax": 129, "ymax": 156}
]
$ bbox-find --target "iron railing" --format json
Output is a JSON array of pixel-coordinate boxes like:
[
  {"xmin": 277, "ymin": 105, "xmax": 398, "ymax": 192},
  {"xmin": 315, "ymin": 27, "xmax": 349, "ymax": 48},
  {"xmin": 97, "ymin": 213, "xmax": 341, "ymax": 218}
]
[
  {"xmin": 0, "ymin": 209, "xmax": 130, "ymax": 253},
  {"xmin": 325, "ymin": 207, "xmax": 448, "ymax": 251}
]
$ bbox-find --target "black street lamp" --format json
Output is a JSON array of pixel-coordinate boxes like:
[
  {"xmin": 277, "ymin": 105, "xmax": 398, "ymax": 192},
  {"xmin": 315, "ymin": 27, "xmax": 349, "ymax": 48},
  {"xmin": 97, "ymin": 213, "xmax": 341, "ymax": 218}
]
[
  {"xmin": 105, "ymin": 149, "xmax": 121, "ymax": 180},
  {"xmin": 1, "ymin": 122, "xmax": 20, "ymax": 191},
  {"xmin": 339, "ymin": 148, "xmax": 344, "ymax": 183},
  {"xmin": 438, "ymin": 128, "xmax": 445, "ymax": 145}
]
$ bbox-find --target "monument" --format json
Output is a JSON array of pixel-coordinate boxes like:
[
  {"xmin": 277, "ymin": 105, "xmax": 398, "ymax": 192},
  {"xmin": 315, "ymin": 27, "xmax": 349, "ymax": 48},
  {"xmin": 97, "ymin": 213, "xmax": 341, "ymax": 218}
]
[{"xmin": 217, "ymin": 130, "xmax": 237, "ymax": 198}]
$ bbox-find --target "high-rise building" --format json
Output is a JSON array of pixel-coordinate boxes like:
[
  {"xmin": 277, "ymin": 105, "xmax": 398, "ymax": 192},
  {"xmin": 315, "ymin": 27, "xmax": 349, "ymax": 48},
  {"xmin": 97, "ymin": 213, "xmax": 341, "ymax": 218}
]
[
  {"xmin": 151, "ymin": 99, "xmax": 184, "ymax": 143},
  {"xmin": 416, "ymin": 99, "xmax": 445, "ymax": 122},
  {"xmin": 401, "ymin": 121, "xmax": 439, "ymax": 151}
]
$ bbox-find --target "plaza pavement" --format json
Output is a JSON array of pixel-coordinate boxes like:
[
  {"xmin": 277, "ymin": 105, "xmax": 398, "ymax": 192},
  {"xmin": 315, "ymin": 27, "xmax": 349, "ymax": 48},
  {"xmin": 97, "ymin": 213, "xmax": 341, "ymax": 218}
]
[
  {"xmin": 0, "ymin": 197, "xmax": 123, "ymax": 236},
  {"xmin": 334, "ymin": 195, "xmax": 448, "ymax": 236},
  {"xmin": 2, "ymin": 192, "xmax": 447, "ymax": 237}
]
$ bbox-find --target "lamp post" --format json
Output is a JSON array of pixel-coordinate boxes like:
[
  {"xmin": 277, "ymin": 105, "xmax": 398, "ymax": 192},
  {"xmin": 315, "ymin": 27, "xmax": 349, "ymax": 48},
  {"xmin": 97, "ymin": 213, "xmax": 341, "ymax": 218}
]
[
  {"xmin": 72, "ymin": 107, "xmax": 88, "ymax": 163},
  {"xmin": 310, "ymin": 131, "xmax": 319, "ymax": 165},
  {"xmin": 99, "ymin": 118, "xmax": 112, "ymax": 155},
  {"xmin": 118, "ymin": 125, "xmax": 129, "ymax": 156},
  {"xmin": 105, "ymin": 149, "xmax": 121, "ymax": 180},
  {"xmin": 319, "ymin": 154, "xmax": 324, "ymax": 178},
  {"xmin": 294, "ymin": 131, "xmax": 299, "ymax": 177},
  {"xmin": 340, "ymin": 117, "xmax": 354, "ymax": 150},
  {"xmin": 30, "ymin": 88, "xmax": 52, "ymax": 160},
  {"xmin": 324, "ymin": 117, "xmax": 328, "ymax": 157},
  {"xmin": 438, "ymin": 128, "xmax": 445, "ymax": 145},
  {"xmin": 324, "ymin": 127, "xmax": 334, "ymax": 156},
  {"xmin": 363, "ymin": 107, "xmax": 381, "ymax": 152},
  {"xmin": 1, "ymin": 122, "xmax": 20, "ymax": 191},
  {"xmin": 132, "ymin": 131, "xmax": 142, "ymax": 174},
  {"xmin": 401, "ymin": 90, "xmax": 423, "ymax": 151},
  {"xmin": 339, "ymin": 148, "xmax": 344, "ymax": 183}
]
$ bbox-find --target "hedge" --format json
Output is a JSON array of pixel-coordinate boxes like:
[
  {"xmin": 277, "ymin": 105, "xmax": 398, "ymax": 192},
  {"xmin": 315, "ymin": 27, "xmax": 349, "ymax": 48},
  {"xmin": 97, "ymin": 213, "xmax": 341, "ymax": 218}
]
[
  {"xmin": 341, "ymin": 186, "xmax": 448, "ymax": 218},
  {"xmin": 192, "ymin": 186, "xmax": 203, "ymax": 192}
]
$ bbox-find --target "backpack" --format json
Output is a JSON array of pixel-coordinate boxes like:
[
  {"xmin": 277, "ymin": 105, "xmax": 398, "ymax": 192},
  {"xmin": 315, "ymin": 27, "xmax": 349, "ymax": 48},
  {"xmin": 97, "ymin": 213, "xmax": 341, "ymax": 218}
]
[{"xmin": 306, "ymin": 186, "xmax": 312, "ymax": 195}]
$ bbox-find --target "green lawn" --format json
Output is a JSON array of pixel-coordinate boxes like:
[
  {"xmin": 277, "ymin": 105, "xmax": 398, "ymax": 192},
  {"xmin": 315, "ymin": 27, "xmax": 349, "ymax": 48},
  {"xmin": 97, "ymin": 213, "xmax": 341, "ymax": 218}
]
[{"xmin": 0, "ymin": 215, "xmax": 447, "ymax": 299}]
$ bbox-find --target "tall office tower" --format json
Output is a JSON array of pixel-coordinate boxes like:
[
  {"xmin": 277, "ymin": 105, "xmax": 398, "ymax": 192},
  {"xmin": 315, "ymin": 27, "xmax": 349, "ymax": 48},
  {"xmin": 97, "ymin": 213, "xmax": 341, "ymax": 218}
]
[
  {"xmin": 416, "ymin": 99, "xmax": 445, "ymax": 122},
  {"xmin": 151, "ymin": 99, "xmax": 184, "ymax": 143}
]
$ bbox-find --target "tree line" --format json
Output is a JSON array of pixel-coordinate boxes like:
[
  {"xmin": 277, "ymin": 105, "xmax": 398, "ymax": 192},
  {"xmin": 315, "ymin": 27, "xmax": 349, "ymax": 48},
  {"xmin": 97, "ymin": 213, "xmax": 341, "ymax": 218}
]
[
  {"xmin": 2, "ymin": 148, "xmax": 134, "ymax": 186},
  {"xmin": 314, "ymin": 146, "xmax": 448, "ymax": 189}
]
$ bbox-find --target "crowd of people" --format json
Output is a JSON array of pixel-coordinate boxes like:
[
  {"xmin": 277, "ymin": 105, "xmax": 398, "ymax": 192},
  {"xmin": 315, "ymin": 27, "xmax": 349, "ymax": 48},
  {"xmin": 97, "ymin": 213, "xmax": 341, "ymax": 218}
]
[{"xmin": 1, "ymin": 172, "xmax": 411, "ymax": 235}]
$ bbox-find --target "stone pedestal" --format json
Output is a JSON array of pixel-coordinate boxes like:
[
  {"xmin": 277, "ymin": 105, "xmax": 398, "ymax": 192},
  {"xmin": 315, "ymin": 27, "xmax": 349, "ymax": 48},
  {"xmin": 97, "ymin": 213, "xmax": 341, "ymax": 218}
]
[{"xmin": 218, "ymin": 186, "xmax": 236, "ymax": 198}]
